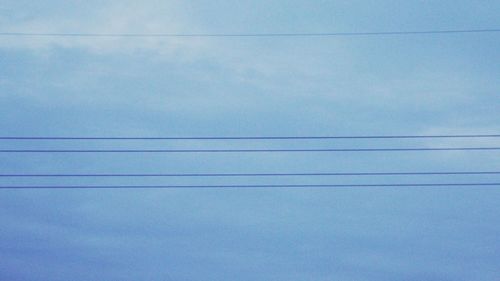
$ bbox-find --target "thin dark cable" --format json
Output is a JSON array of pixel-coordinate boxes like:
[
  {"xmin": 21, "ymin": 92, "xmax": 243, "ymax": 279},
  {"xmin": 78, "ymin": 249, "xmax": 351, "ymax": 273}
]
[
  {"xmin": 0, "ymin": 183, "xmax": 498, "ymax": 189},
  {"xmin": 0, "ymin": 29, "xmax": 499, "ymax": 38},
  {"xmin": 1, "ymin": 134, "xmax": 499, "ymax": 140},
  {"xmin": 1, "ymin": 147, "xmax": 499, "ymax": 153},
  {"xmin": 1, "ymin": 171, "xmax": 499, "ymax": 177}
]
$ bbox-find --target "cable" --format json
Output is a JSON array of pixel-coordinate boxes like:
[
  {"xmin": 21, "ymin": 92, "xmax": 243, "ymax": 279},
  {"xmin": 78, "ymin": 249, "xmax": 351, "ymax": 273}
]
[
  {"xmin": 1, "ymin": 147, "xmax": 499, "ymax": 153},
  {"xmin": 0, "ymin": 183, "xmax": 498, "ymax": 189},
  {"xmin": 1, "ymin": 171, "xmax": 499, "ymax": 177},
  {"xmin": 1, "ymin": 134, "xmax": 499, "ymax": 140},
  {"xmin": 0, "ymin": 29, "xmax": 499, "ymax": 38}
]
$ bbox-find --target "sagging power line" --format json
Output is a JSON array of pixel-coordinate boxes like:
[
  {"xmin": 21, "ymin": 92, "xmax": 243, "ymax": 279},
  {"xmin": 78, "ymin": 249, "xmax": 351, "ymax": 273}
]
[
  {"xmin": 0, "ymin": 29, "xmax": 499, "ymax": 38},
  {"xmin": 1, "ymin": 147, "xmax": 499, "ymax": 153},
  {"xmin": 1, "ymin": 171, "xmax": 499, "ymax": 177},
  {"xmin": 0, "ymin": 183, "xmax": 498, "ymax": 189},
  {"xmin": 1, "ymin": 134, "xmax": 499, "ymax": 140}
]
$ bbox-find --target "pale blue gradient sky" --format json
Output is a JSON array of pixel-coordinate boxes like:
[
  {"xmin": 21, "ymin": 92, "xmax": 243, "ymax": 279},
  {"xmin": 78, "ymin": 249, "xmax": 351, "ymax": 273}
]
[{"xmin": 1, "ymin": 1, "xmax": 499, "ymax": 280}]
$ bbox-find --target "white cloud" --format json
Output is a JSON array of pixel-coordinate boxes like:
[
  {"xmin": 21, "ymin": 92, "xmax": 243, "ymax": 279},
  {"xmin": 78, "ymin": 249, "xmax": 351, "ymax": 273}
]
[
  {"xmin": 0, "ymin": 0, "xmax": 209, "ymax": 60},
  {"xmin": 0, "ymin": 0, "xmax": 350, "ymax": 79}
]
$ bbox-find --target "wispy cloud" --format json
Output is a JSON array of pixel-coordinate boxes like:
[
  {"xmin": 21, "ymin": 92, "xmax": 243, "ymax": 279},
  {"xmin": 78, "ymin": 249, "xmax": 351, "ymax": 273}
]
[{"xmin": 0, "ymin": 1, "xmax": 208, "ymax": 59}]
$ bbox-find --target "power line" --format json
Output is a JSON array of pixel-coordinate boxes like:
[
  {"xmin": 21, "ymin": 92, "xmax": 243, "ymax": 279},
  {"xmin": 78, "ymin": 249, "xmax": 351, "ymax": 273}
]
[
  {"xmin": 0, "ymin": 29, "xmax": 499, "ymax": 38},
  {"xmin": 1, "ymin": 134, "xmax": 499, "ymax": 140},
  {"xmin": 1, "ymin": 147, "xmax": 499, "ymax": 153},
  {"xmin": 0, "ymin": 183, "xmax": 498, "ymax": 189},
  {"xmin": 1, "ymin": 171, "xmax": 499, "ymax": 177}
]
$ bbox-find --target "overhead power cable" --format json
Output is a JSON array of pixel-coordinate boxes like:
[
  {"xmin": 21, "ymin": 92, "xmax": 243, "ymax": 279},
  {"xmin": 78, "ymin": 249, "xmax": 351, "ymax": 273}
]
[
  {"xmin": 1, "ymin": 171, "xmax": 499, "ymax": 177},
  {"xmin": 0, "ymin": 29, "xmax": 499, "ymax": 38},
  {"xmin": 1, "ymin": 134, "xmax": 499, "ymax": 140},
  {"xmin": 0, "ymin": 183, "xmax": 498, "ymax": 189},
  {"xmin": 1, "ymin": 147, "xmax": 499, "ymax": 153}
]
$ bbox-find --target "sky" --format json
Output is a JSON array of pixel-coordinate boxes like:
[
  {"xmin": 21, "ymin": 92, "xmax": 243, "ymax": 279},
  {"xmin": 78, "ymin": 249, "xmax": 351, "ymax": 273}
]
[{"xmin": 0, "ymin": 1, "xmax": 499, "ymax": 280}]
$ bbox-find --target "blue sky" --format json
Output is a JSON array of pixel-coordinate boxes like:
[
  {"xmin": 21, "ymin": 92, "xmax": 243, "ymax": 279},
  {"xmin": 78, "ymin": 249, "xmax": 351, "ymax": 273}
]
[{"xmin": 1, "ymin": 1, "xmax": 499, "ymax": 280}]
